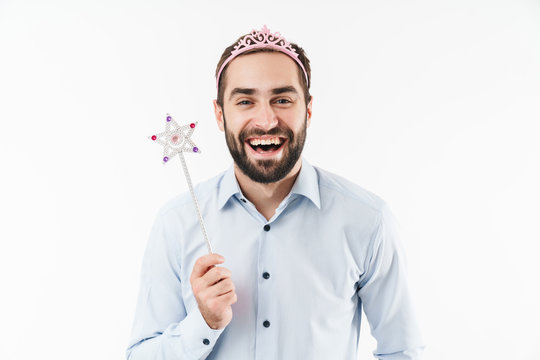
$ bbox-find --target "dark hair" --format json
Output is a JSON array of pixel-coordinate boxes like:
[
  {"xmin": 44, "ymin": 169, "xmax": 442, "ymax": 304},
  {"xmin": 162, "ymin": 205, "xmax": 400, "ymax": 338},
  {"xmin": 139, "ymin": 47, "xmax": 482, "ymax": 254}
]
[{"xmin": 215, "ymin": 34, "xmax": 312, "ymax": 108}]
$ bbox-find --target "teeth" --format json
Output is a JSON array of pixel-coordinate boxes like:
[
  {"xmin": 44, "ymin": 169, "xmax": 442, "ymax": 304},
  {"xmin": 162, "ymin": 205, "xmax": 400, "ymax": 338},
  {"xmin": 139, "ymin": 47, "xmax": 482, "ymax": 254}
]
[{"xmin": 249, "ymin": 137, "xmax": 282, "ymax": 146}]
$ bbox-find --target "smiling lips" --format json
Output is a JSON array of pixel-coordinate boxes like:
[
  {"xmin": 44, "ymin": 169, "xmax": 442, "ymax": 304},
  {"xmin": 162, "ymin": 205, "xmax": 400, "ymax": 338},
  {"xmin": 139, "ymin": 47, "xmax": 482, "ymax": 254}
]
[{"xmin": 246, "ymin": 136, "xmax": 286, "ymax": 155}]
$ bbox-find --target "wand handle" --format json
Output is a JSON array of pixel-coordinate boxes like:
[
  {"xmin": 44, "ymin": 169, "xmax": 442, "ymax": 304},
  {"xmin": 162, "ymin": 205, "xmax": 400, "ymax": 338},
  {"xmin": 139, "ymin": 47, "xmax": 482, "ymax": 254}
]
[{"xmin": 179, "ymin": 152, "xmax": 213, "ymax": 254}]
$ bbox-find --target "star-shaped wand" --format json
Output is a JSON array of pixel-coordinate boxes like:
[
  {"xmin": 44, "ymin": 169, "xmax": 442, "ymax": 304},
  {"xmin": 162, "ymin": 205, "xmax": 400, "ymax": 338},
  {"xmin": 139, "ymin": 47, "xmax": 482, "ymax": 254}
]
[{"xmin": 149, "ymin": 113, "xmax": 213, "ymax": 254}]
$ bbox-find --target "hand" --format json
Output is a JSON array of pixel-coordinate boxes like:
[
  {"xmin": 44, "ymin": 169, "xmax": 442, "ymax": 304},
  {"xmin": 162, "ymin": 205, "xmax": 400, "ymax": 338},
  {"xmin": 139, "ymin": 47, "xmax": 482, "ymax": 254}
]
[{"xmin": 190, "ymin": 253, "xmax": 237, "ymax": 330}]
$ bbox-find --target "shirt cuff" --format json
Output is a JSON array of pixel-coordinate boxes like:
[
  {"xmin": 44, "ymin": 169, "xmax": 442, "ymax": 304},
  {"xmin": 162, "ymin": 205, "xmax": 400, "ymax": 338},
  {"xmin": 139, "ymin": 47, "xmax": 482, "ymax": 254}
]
[{"xmin": 164, "ymin": 306, "xmax": 224, "ymax": 359}]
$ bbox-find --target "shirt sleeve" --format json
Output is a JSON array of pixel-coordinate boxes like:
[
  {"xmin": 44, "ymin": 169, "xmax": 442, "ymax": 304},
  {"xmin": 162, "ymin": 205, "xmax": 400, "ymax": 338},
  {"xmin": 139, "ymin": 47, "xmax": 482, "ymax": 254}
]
[
  {"xmin": 126, "ymin": 212, "xmax": 224, "ymax": 360},
  {"xmin": 357, "ymin": 205, "xmax": 425, "ymax": 360}
]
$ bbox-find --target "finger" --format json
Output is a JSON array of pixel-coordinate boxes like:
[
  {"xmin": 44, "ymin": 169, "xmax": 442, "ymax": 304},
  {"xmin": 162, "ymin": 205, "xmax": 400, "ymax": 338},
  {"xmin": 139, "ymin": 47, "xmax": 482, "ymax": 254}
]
[
  {"xmin": 205, "ymin": 291, "xmax": 236, "ymax": 315},
  {"xmin": 219, "ymin": 290, "xmax": 238, "ymax": 305},
  {"xmin": 192, "ymin": 268, "xmax": 232, "ymax": 298},
  {"xmin": 203, "ymin": 278, "xmax": 235, "ymax": 298},
  {"xmin": 201, "ymin": 266, "xmax": 232, "ymax": 286},
  {"xmin": 191, "ymin": 253, "xmax": 225, "ymax": 280}
]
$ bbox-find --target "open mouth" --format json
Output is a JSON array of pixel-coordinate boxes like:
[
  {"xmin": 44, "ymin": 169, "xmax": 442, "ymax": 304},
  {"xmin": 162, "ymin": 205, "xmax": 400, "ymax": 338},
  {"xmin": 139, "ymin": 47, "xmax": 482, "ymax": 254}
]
[{"xmin": 246, "ymin": 136, "xmax": 286, "ymax": 154}]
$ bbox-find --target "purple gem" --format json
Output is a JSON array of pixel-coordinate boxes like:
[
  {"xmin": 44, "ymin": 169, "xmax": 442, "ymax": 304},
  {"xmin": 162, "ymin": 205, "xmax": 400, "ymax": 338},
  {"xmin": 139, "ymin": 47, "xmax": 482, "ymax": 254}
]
[
  {"xmin": 166, "ymin": 116, "xmax": 171, "ymax": 122},
  {"xmin": 163, "ymin": 156, "xmax": 169, "ymax": 162},
  {"xmin": 193, "ymin": 147, "xmax": 199, "ymax": 153}
]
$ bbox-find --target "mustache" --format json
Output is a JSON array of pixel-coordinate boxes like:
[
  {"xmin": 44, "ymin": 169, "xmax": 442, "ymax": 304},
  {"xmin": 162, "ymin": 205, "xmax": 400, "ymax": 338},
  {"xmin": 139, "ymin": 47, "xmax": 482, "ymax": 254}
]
[{"xmin": 239, "ymin": 126, "xmax": 293, "ymax": 143}]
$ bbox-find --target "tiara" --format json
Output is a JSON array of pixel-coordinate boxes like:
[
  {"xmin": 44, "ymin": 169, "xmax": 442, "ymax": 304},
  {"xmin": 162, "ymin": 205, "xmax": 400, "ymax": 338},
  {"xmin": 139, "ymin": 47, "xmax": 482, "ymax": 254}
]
[{"xmin": 216, "ymin": 25, "xmax": 308, "ymax": 89}]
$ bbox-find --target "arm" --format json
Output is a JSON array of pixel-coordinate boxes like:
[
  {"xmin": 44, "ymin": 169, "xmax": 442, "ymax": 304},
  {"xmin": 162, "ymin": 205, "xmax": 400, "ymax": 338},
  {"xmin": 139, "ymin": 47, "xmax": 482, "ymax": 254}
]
[
  {"xmin": 126, "ymin": 214, "xmax": 225, "ymax": 360},
  {"xmin": 357, "ymin": 205, "xmax": 425, "ymax": 360}
]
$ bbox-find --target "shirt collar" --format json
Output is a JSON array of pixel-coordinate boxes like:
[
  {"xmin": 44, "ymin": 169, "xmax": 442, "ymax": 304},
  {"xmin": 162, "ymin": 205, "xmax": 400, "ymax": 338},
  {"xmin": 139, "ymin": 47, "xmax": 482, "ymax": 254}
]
[
  {"xmin": 289, "ymin": 159, "xmax": 321, "ymax": 209},
  {"xmin": 217, "ymin": 158, "xmax": 321, "ymax": 210},
  {"xmin": 217, "ymin": 165, "xmax": 242, "ymax": 210}
]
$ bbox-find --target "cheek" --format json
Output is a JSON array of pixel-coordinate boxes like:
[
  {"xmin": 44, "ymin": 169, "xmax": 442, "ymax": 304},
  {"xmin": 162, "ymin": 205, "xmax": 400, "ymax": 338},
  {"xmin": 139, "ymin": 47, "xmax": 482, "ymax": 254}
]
[
  {"xmin": 280, "ymin": 109, "xmax": 306, "ymax": 129},
  {"xmin": 225, "ymin": 112, "xmax": 252, "ymax": 133}
]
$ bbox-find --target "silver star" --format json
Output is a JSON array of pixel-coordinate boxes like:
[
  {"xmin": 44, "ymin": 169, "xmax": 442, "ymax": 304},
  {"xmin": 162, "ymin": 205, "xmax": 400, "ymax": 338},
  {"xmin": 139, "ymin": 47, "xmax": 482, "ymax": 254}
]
[{"xmin": 149, "ymin": 114, "xmax": 201, "ymax": 164}]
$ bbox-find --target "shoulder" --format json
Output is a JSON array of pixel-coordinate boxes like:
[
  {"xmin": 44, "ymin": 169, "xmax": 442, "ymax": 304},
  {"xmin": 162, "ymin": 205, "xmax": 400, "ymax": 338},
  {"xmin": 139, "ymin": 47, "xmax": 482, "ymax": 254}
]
[
  {"xmin": 312, "ymin": 166, "xmax": 397, "ymax": 234},
  {"xmin": 314, "ymin": 166, "xmax": 388, "ymax": 214},
  {"xmin": 312, "ymin": 166, "xmax": 401, "ymax": 268}
]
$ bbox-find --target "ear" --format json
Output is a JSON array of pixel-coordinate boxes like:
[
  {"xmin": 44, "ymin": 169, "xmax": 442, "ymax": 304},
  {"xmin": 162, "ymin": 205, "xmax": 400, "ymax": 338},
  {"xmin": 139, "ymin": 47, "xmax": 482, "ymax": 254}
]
[
  {"xmin": 213, "ymin": 99, "xmax": 225, "ymax": 132},
  {"xmin": 306, "ymin": 95, "xmax": 313, "ymax": 128}
]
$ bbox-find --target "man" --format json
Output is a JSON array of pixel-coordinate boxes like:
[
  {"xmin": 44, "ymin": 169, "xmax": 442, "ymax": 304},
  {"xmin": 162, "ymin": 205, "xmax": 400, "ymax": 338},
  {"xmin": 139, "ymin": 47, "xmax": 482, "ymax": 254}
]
[{"xmin": 127, "ymin": 25, "xmax": 424, "ymax": 359}]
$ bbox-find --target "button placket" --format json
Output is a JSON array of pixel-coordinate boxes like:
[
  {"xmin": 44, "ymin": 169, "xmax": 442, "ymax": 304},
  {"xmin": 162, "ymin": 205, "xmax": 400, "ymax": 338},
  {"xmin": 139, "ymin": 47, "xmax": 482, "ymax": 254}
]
[{"xmin": 255, "ymin": 220, "xmax": 277, "ymax": 358}]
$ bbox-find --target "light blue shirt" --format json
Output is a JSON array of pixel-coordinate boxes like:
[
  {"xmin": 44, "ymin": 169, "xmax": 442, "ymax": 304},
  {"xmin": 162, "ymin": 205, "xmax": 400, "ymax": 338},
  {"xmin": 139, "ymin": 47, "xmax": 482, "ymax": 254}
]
[{"xmin": 127, "ymin": 159, "xmax": 424, "ymax": 359}]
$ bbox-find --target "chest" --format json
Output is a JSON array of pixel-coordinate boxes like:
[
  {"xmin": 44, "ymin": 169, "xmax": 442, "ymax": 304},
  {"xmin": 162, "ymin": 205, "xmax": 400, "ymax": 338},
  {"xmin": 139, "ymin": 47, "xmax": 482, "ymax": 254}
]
[{"xmin": 179, "ymin": 202, "xmax": 371, "ymax": 315}]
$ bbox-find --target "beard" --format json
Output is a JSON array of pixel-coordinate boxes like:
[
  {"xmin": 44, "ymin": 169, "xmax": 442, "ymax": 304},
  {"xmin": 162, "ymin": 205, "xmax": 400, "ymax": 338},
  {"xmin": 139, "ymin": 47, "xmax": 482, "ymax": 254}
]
[{"xmin": 223, "ymin": 114, "xmax": 307, "ymax": 184}]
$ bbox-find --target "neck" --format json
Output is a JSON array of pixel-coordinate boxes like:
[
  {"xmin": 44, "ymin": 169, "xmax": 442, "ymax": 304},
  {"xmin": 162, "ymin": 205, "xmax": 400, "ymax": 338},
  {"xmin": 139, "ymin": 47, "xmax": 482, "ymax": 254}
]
[{"xmin": 234, "ymin": 159, "xmax": 302, "ymax": 221}]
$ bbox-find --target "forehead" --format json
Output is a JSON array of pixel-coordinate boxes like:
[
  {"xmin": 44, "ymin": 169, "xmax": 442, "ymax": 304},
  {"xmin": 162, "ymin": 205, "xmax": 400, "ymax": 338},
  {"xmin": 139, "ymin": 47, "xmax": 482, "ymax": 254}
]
[{"xmin": 224, "ymin": 52, "xmax": 302, "ymax": 95}]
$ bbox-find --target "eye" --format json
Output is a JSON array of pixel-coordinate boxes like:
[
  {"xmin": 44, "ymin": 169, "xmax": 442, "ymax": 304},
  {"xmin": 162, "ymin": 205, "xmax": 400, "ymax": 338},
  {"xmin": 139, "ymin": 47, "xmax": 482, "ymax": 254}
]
[
  {"xmin": 275, "ymin": 98, "xmax": 292, "ymax": 104},
  {"xmin": 237, "ymin": 100, "xmax": 252, "ymax": 105}
]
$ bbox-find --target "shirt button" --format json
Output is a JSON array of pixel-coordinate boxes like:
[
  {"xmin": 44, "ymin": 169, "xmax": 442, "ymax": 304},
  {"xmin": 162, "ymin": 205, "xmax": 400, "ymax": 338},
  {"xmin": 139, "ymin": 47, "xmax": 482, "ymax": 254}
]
[
  {"xmin": 262, "ymin": 272, "xmax": 270, "ymax": 279},
  {"xmin": 263, "ymin": 320, "xmax": 271, "ymax": 328},
  {"xmin": 263, "ymin": 224, "xmax": 271, "ymax": 231},
  {"xmin": 241, "ymin": 198, "xmax": 247, "ymax": 203},
  {"xmin": 203, "ymin": 338, "xmax": 210, "ymax": 345}
]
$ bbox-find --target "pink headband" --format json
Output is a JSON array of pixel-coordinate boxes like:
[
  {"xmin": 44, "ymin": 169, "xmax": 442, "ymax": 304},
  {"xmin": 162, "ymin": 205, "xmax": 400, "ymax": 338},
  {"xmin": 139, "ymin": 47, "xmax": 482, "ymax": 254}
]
[{"xmin": 216, "ymin": 25, "xmax": 309, "ymax": 89}]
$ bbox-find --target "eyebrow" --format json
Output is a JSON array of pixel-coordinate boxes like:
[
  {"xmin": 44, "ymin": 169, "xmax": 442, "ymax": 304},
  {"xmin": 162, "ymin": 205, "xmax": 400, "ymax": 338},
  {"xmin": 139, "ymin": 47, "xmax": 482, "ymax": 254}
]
[
  {"xmin": 229, "ymin": 88, "xmax": 255, "ymax": 100},
  {"xmin": 228, "ymin": 86, "xmax": 298, "ymax": 101},
  {"xmin": 272, "ymin": 86, "xmax": 298, "ymax": 95}
]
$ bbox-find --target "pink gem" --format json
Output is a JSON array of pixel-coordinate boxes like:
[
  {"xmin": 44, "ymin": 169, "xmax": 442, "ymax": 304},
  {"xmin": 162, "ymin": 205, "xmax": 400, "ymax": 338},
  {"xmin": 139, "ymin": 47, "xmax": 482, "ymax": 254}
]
[
  {"xmin": 166, "ymin": 116, "xmax": 171, "ymax": 122},
  {"xmin": 190, "ymin": 123, "xmax": 196, "ymax": 128},
  {"xmin": 151, "ymin": 135, "xmax": 157, "ymax": 141},
  {"xmin": 171, "ymin": 135, "xmax": 180, "ymax": 143}
]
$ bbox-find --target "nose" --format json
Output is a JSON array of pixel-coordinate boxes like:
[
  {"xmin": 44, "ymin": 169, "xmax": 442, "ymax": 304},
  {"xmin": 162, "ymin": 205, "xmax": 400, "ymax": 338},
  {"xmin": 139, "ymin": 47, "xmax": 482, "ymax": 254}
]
[{"xmin": 253, "ymin": 102, "xmax": 278, "ymax": 131}]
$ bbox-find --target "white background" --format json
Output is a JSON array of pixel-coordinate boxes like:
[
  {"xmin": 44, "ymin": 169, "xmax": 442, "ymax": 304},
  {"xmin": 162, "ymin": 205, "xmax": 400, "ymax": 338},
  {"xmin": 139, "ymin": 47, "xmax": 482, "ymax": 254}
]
[{"xmin": 1, "ymin": 0, "xmax": 539, "ymax": 359}]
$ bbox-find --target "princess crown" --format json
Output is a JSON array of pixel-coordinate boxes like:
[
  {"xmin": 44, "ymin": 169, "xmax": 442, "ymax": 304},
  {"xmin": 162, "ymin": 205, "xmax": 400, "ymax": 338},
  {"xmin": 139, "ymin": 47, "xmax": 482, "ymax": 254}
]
[{"xmin": 216, "ymin": 25, "xmax": 309, "ymax": 89}]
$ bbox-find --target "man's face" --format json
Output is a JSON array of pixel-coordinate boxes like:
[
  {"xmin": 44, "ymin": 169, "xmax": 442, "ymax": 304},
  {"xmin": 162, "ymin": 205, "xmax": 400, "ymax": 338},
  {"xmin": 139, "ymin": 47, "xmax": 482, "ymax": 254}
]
[{"xmin": 214, "ymin": 52, "xmax": 312, "ymax": 184}]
